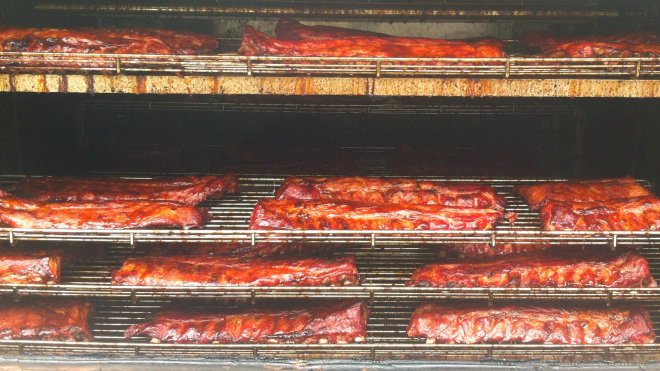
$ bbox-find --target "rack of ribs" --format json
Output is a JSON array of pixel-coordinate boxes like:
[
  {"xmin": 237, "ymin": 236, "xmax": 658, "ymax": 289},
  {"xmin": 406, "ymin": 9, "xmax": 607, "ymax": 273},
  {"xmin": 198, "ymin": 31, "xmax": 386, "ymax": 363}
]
[
  {"xmin": 0, "ymin": 300, "xmax": 94, "ymax": 341},
  {"xmin": 249, "ymin": 199, "xmax": 509, "ymax": 231},
  {"xmin": 125, "ymin": 300, "xmax": 368, "ymax": 344},
  {"xmin": 111, "ymin": 255, "xmax": 360, "ymax": 286},
  {"xmin": 523, "ymin": 31, "xmax": 659, "ymax": 52},
  {"xmin": 275, "ymin": 176, "xmax": 506, "ymax": 211},
  {"xmin": 540, "ymin": 195, "xmax": 660, "ymax": 231},
  {"xmin": 515, "ymin": 177, "xmax": 652, "ymax": 211},
  {"xmin": 141, "ymin": 242, "xmax": 335, "ymax": 257},
  {"xmin": 239, "ymin": 26, "xmax": 505, "ymax": 58},
  {"xmin": 407, "ymin": 302, "xmax": 655, "ymax": 344},
  {"xmin": 0, "ymin": 250, "xmax": 61, "ymax": 284},
  {"xmin": 408, "ymin": 247, "xmax": 656, "ymax": 288},
  {"xmin": 0, "ymin": 191, "xmax": 208, "ymax": 229},
  {"xmin": 16, "ymin": 173, "xmax": 240, "ymax": 205}
]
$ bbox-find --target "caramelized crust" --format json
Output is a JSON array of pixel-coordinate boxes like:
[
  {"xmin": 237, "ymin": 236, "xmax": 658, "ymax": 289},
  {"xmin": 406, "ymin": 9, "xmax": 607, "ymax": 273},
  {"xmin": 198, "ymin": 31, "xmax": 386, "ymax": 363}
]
[
  {"xmin": 141, "ymin": 242, "xmax": 335, "ymax": 257},
  {"xmin": 125, "ymin": 300, "xmax": 369, "ymax": 344},
  {"xmin": 0, "ymin": 300, "xmax": 94, "ymax": 341},
  {"xmin": 408, "ymin": 247, "xmax": 657, "ymax": 288},
  {"xmin": 275, "ymin": 176, "xmax": 506, "ymax": 211},
  {"xmin": 17, "ymin": 173, "xmax": 240, "ymax": 205},
  {"xmin": 250, "ymin": 199, "xmax": 507, "ymax": 231},
  {"xmin": 542, "ymin": 42, "xmax": 660, "ymax": 58},
  {"xmin": 112, "ymin": 255, "xmax": 360, "ymax": 286},
  {"xmin": 540, "ymin": 195, "xmax": 660, "ymax": 231},
  {"xmin": 408, "ymin": 302, "xmax": 656, "ymax": 344},
  {"xmin": 524, "ymin": 31, "xmax": 659, "ymax": 52},
  {"xmin": 0, "ymin": 250, "xmax": 61, "ymax": 284},
  {"xmin": 515, "ymin": 177, "xmax": 652, "ymax": 211}
]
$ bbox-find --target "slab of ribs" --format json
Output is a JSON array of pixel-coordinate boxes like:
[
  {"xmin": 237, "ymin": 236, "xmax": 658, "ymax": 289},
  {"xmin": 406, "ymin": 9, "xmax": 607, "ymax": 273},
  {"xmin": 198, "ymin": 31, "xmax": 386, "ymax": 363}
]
[
  {"xmin": 524, "ymin": 31, "xmax": 660, "ymax": 57},
  {"xmin": 0, "ymin": 300, "xmax": 94, "ymax": 341},
  {"xmin": 0, "ymin": 250, "xmax": 61, "ymax": 284},
  {"xmin": 111, "ymin": 255, "xmax": 360, "ymax": 286},
  {"xmin": 125, "ymin": 300, "xmax": 368, "ymax": 344},
  {"xmin": 249, "ymin": 199, "xmax": 509, "ymax": 230},
  {"xmin": 408, "ymin": 247, "xmax": 656, "ymax": 288},
  {"xmin": 275, "ymin": 176, "xmax": 507, "ymax": 211},
  {"xmin": 524, "ymin": 31, "xmax": 660, "ymax": 52},
  {"xmin": 141, "ymin": 242, "xmax": 335, "ymax": 258},
  {"xmin": 239, "ymin": 25, "xmax": 505, "ymax": 58},
  {"xmin": 16, "ymin": 173, "xmax": 240, "ymax": 205},
  {"xmin": 0, "ymin": 27, "xmax": 218, "ymax": 54},
  {"xmin": 407, "ymin": 302, "xmax": 655, "ymax": 344},
  {"xmin": 0, "ymin": 189, "xmax": 208, "ymax": 229}
]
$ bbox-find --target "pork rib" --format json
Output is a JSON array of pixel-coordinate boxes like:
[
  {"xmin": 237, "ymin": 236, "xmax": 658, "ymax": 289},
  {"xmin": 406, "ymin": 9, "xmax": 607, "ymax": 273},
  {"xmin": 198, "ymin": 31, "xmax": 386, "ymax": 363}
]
[
  {"xmin": 0, "ymin": 250, "xmax": 61, "ymax": 284},
  {"xmin": 408, "ymin": 302, "xmax": 655, "ymax": 344},
  {"xmin": 515, "ymin": 177, "xmax": 652, "ymax": 211},
  {"xmin": 408, "ymin": 247, "xmax": 656, "ymax": 288},
  {"xmin": 111, "ymin": 255, "xmax": 360, "ymax": 286},
  {"xmin": 540, "ymin": 195, "xmax": 660, "ymax": 231},
  {"xmin": 524, "ymin": 31, "xmax": 659, "ymax": 52},
  {"xmin": 0, "ymin": 300, "xmax": 94, "ymax": 341},
  {"xmin": 125, "ymin": 300, "xmax": 368, "ymax": 344},
  {"xmin": 0, "ymin": 192, "xmax": 208, "ymax": 229},
  {"xmin": 249, "ymin": 199, "xmax": 508, "ymax": 231},
  {"xmin": 141, "ymin": 242, "xmax": 335, "ymax": 258},
  {"xmin": 17, "ymin": 173, "xmax": 240, "ymax": 205},
  {"xmin": 275, "ymin": 176, "xmax": 506, "ymax": 211}
]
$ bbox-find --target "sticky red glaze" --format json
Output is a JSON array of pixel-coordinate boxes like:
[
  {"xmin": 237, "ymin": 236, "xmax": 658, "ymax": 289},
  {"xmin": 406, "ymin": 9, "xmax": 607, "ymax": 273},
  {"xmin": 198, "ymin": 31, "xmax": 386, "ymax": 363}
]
[
  {"xmin": 408, "ymin": 247, "xmax": 657, "ymax": 288},
  {"xmin": 250, "ymin": 198, "xmax": 506, "ymax": 231},
  {"xmin": 239, "ymin": 26, "xmax": 505, "ymax": 58},
  {"xmin": 111, "ymin": 255, "xmax": 360, "ymax": 286},
  {"xmin": 17, "ymin": 173, "xmax": 240, "ymax": 205},
  {"xmin": 0, "ymin": 192, "xmax": 208, "ymax": 229},
  {"xmin": 437, "ymin": 243, "xmax": 552, "ymax": 258},
  {"xmin": 125, "ymin": 300, "xmax": 368, "ymax": 344},
  {"xmin": 0, "ymin": 27, "xmax": 217, "ymax": 54},
  {"xmin": 0, "ymin": 250, "xmax": 61, "ymax": 284},
  {"xmin": 540, "ymin": 195, "xmax": 660, "ymax": 231},
  {"xmin": 515, "ymin": 177, "xmax": 652, "ymax": 211},
  {"xmin": 142, "ymin": 242, "xmax": 336, "ymax": 257},
  {"xmin": 0, "ymin": 300, "xmax": 94, "ymax": 341},
  {"xmin": 408, "ymin": 302, "xmax": 656, "ymax": 344},
  {"xmin": 275, "ymin": 176, "xmax": 506, "ymax": 211},
  {"xmin": 524, "ymin": 31, "xmax": 659, "ymax": 52}
]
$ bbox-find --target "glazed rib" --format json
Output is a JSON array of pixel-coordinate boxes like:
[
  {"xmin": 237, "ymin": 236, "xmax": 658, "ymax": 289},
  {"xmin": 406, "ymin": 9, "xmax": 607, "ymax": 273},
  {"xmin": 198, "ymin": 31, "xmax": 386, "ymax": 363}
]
[
  {"xmin": 141, "ymin": 242, "xmax": 335, "ymax": 257},
  {"xmin": 249, "ymin": 199, "xmax": 508, "ymax": 231},
  {"xmin": 407, "ymin": 302, "xmax": 655, "ymax": 344},
  {"xmin": 408, "ymin": 247, "xmax": 657, "ymax": 288},
  {"xmin": 275, "ymin": 176, "xmax": 506, "ymax": 211},
  {"xmin": 0, "ymin": 300, "xmax": 94, "ymax": 341},
  {"xmin": 540, "ymin": 195, "xmax": 660, "ymax": 231},
  {"xmin": 239, "ymin": 26, "xmax": 505, "ymax": 58},
  {"xmin": 0, "ymin": 250, "xmax": 61, "ymax": 284},
  {"xmin": 125, "ymin": 300, "xmax": 368, "ymax": 344},
  {"xmin": 541, "ymin": 41, "xmax": 660, "ymax": 58},
  {"xmin": 515, "ymin": 177, "xmax": 652, "ymax": 211},
  {"xmin": 437, "ymin": 243, "xmax": 552, "ymax": 258},
  {"xmin": 112, "ymin": 255, "xmax": 360, "ymax": 286},
  {"xmin": 17, "ymin": 173, "xmax": 240, "ymax": 205},
  {"xmin": 0, "ymin": 192, "xmax": 208, "ymax": 229},
  {"xmin": 524, "ymin": 31, "xmax": 659, "ymax": 52}
]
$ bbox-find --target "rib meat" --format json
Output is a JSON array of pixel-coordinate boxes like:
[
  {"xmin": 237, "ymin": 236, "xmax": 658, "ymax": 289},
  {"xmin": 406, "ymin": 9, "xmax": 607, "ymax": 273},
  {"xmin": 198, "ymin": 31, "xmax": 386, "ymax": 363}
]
[
  {"xmin": 540, "ymin": 195, "xmax": 660, "ymax": 231},
  {"xmin": 0, "ymin": 192, "xmax": 208, "ymax": 229},
  {"xmin": 249, "ymin": 199, "xmax": 509, "ymax": 231},
  {"xmin": 542, "ymin": 41, "xmax": 660, "ymax": 58},
  {"xmin": 436, "ymin": 243, "xmax": 552, "ymax": 258},
  {"xmin": 125, "ymin": 300, "xmax": 368, "ymax": 344},
  {"xmin": 0, "ymin": 300, "xmax": 94, "ymax": 341},
  {"xmin": 524, "ymin": 31, "xmax": 659, "ymax": 52},
  {"xmin": 275, "ymin": 176, "xmax": 506, "ymax": 211},
  {"xmin": 408, "ymin": 247, "xmax": 657, "ymax": 288},
  {"xmin": 515, "ymin": 177, "xmax": 652, "ymax": 211},
  {"xmin": 17, "ymin": 173, "xmax": 240, "ymax": 205},
  {"xmin": 141, "ymin": 242, "xmax": 335, "ymax": 257},
  {"xmin": 239, "ymin": 26, "xmax": 505, "ymax": 58},
  {"xmin": 407, "ymin": 302, "xmax": 655, "ymax": 344},
  {"xmin": 112, "ymin": 255, "xmax": 360, "ymax": 286},
  {"xmin": 0, "ymin": 250, "xmax": 61, "ymax": 284}
]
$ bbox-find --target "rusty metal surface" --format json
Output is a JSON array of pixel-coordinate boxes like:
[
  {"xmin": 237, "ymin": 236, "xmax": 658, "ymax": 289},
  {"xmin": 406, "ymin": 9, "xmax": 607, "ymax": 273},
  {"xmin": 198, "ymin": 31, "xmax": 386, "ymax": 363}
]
[{"xmin": 2, "ymin": 73, "xmax": 660, "ymax": 97}]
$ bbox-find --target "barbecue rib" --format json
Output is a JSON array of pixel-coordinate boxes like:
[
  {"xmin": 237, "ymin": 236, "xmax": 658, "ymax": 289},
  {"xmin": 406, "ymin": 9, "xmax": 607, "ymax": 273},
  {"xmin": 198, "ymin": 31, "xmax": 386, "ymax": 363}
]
[
  {"xmin": 524, "ymin": 31, "xmax": 660, "ymax": 52},
  {"xmin": 0, "ymin": 300, "xmax": 94, "ymax": 341},
  {"xmin": 275, "ymin": 18, "xmax": 504, "ymax": 50},
  {"xmin": 125, "ymin": 300, "xmax": 368, "ymax": 344},
  {"xmin": 0, "ymin": 27, "xmax": 218, "ymax": 54},
  {"xmin": 249, "ymin": 199, "xmax": 509, "ymax": 231},
  {"xmin": 408, "ymin": 247, "xmax": 656, "ymax": 288},
  {"xmin": 141, "ymin": 242, "xmax": 335, "ymax": 257},
  {"xmin": 408, "ymin": 302, "xmax": 655, "ymax": 344},
  {"xmin": 112, "ymin": 255, "xmax": 360, "ymax": 286},
  {"xmin": 542, "ymin": 42, "xmax": 660, "ymax": 58},
  {"xmin": 437, "ymin": 243, "xmax": 552, "ymax": 258},
  {"xmin": 0, "ymin": 250, "xmax": 61, "ymax": 284},
  {"xmin": 540, "ymin": 195, "xmax": 660, "ymax": 231},
  {"xmin": 0, "ymin": 192, "xmax": 208, "ymax": 229},
  {"xmin": 275, "ymin": 176, "xmax": 506, "ymax": 211},
  {"xmin": 239, "ymin": 26, "xmax": 505, "ymax": 58},
  {"xmin": 17, "ymin": 173, "xmax": 240, "ymax": 205},
  {"xmin": 515, "ymin": 177, "xmax": 652, "ymax": 211}
]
